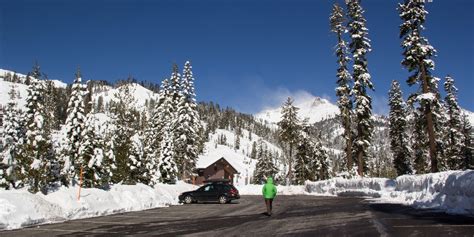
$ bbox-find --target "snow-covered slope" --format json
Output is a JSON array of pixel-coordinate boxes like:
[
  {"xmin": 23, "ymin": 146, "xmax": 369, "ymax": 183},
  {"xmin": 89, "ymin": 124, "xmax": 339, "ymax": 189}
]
[
  {"xmin": 92, "ymin": 83, "xmax": 158, "ymax": 111},
  {"xmin": 255, "ymin": 96, "xmax": 339, "ymax": 124},
  {"xmin": 0, "ymin": 79, "xmax": 29, "ymax": 109},
  {"xmin": 0, "ymin": 68, "xmax": 158, "ymax": 113},
  {"xmin": 462, "ymin": 109, "xmax": 474, "ymax": 126},
  {"xmin": 0, "ymin": 69, "xmax": 28, "ymax": 82},
  {"xmin": 198, "ymin": 128, "xmax": 283, "ymax": 186}
]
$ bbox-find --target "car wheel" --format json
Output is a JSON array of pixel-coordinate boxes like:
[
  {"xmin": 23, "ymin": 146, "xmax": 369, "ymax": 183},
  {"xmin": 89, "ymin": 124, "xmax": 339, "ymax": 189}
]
[
  {"xmin": 219, "ymin": 196, "xmax": 227, "ymax": 204},
  {"xmin": 184, "ymin": 195, "xmax": 193, "ymax": 204}
]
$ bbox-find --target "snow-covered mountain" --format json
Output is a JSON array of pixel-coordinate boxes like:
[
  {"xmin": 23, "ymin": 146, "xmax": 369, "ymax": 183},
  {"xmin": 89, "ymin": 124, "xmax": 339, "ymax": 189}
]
[
  {"xmin": 255, "ymin": 96, "xmax": 339, "ymax": 124},
  {"xmin": 0, "ymin": 69, "xmax": 157, "ymax": 112},
  {"xmin": 255, "ymin": 93, "xmax": 474, "ymax": 126}
]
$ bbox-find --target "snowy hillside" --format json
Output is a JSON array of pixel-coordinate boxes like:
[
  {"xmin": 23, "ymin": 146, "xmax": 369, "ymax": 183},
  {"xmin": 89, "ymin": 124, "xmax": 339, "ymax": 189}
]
[
  {"xmin": 0, "ymin": 69, "xmax": 157, "ymax": 112},
  {"xmin": 462, "ymin": 109, "xmax": 474, "ymax": 125},
  {"xmin": 92, "ymin": 83, "xmax": 158, "ymax": 111},
  {"xmin": 0, "ymin": 79, "xmax": 29, "ymax": 108},
  {"xmin": 198, "ymin": 128, "xmax": 283, "ymax": 186},
  {"xmin": 255, "ymin": 96, "xmax": 339, "ymax": 124},
  {"xmin": 0, "ymin": 69, "xmax": 28, "ymax": 82}
]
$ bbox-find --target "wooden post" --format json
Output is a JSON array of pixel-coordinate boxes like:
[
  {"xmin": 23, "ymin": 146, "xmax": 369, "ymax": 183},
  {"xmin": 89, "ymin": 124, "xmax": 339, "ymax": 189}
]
[{"xmin": 77, "ymin": 166, "xmax": 84, "ymax": 201}]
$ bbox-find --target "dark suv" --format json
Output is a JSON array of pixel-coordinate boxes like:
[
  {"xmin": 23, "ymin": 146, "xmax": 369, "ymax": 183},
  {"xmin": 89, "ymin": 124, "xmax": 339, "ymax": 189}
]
[{"xmin": 179, "ymin": 182, "xmax": 240, "ymax": 204}]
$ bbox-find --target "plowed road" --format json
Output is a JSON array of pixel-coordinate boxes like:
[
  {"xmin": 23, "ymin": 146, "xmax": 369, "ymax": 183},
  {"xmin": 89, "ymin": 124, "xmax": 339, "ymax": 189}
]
[{"xmin": 3, "ymin": 195, "xmax": 474, "ymax": 236}]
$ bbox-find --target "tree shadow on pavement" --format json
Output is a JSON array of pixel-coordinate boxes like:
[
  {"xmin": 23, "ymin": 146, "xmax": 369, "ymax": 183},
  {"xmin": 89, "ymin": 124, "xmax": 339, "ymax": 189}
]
[
  {"xmin": 56, "ymin": 213, "xmax": 269, "ymax": 237},
  {"xmin": 368, "ymin": 203, "xmax": 474, "ymax": 225}
]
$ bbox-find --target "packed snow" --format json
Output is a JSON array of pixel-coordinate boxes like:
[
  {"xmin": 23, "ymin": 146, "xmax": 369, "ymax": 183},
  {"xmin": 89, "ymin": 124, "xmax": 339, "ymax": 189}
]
[
  {"xmin": 0, "ymin": 182, "xmax": 196, "ymax": 230},
  {"xmin": 306, "ymin": 170, "xmax": 474, "ymax": 215}
]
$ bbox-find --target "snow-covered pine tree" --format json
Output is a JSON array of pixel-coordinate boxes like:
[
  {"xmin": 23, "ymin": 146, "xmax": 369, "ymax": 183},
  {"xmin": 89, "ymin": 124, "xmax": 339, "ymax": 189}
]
[
  {"xmin": 313, "ymin": 138, "xmax": 330, "ymax": 181},
  {"xmin": 17, "ymin": 63, "xmax": 57, "ymax": 193},
  {"xmin": 128, "ymin": 133, "xmax": 148, "ymax": 184},
  {"xmin": 399, "ymin": 0, "xmax": 441, "ymax": 173},
  {"xmin": 143, "ymin": 78, "xmax": 173, "ymax": 186},
  {"xmin": 159, "ymin": 123, "xmax": 178, "ymax": 184},
  {"xmin": 443, "ymin": 76, "xmax": 464, "ymax": 170},
  {"xmin": 250, "ymin": 141, "xmax": 257, "ymax": 159},
  {"xmin": 347, "ymin": 0, "xmax": 374, "ymax": 176},
  {"xmin": 63, "ymin": 69, "xmax": 87, "ymax": 186},
  {"xmin": 110, "ymin": 84, "xmax": 140, "ymax": 184},
  {"xmin": 0, "ymin": 85, "xmax": 22, "ymax": 189},
  {"xmin": 79, "ymin": 113, "xmax": 97, "ymax": 188},
  {"xmin": 43, "ymin": 79, "xmax": 58, "ymax": 131},
  {"xmin": 430, "ymin": 78, "xmax": 448, "ymax": 171},
  {"xmin": 410, "ymin": 103, "xmax": 429, "ymax": 174},
  {"xmin": 277, "ymin": 97, "xmax": 300, "ymax": 185},
  {"xmin": 294, "ymin": 131, "xmax": 313, "ymax": 184},
  {"xmin": 330, "ymin": 2, "xmax": 354, "ymax": 173},
  {"xmin": 253, "ymin": 139, "xmax": 278, "ymax": 184},
  {"xmin": 234, "ymin": 133, "xmax": 241, "ymax": 150},
  {"xmin": 142, "ymin": 125, "xmax": 159, "ymax": 186},
  {"xmin": 157, "ymin": 76, "xmax": 178, "ymax": 184},
  {"xmin": 460, "ymin": 115, "xmax": 473, "ymax": 169},
  {"xmin": 175, "ymin": 61, "xmax": 202, "ymax": 181},
  {"xmin": 388, "ymin": 80, "xmax": 412, "ymax": 176}
]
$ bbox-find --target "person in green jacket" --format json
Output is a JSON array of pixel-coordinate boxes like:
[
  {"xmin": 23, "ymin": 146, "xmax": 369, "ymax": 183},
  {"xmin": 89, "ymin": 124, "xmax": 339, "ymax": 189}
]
[{"xmin": 262, "ymin": 177, "xmax": 277, "ymax": 216}]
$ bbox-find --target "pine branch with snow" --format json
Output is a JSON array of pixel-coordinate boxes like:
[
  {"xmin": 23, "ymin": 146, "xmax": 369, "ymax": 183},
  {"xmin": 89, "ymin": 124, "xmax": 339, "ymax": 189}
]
[
  {"xmin": 331, "ymin": 3, "xmax": 354, "ymax": 173},
  {"xmin": 174, "ymin": 61, "xmax": 202, "ymax": 181},
  {"xmin": 277, "ymin": 97, "xmax": 300, "ymax": 185},
  {"xmin": 62, "ymin": 69, "xmax": 87, "ymax": 186},
  {"xmin": 16, "ymin": 63, "xmax": 57, "ymax": 193},
  {"xmin": 347, "ymin": 0, "xmax": 374, "ymax": 176},
  {"xmin": 388, "ymin": 80, "xmax": 412, "ymax": 176},
  {"xmin": 443, "ymin": 76, "xmax": 464, "ymax": 170},
  {"xmin": 399, "ymin": 0, "xmax": 443, "ymax": 173}
]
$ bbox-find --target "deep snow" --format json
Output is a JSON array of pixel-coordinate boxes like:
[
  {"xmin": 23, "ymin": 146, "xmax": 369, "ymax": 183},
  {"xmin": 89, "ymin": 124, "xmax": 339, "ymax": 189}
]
[
  {"xmin": 306, "ymin": 170, "xmax": 474, "ymax": 215},
  {"xmin": 0, "ymin": 182, "xmax": 196, "ymax": 230}
]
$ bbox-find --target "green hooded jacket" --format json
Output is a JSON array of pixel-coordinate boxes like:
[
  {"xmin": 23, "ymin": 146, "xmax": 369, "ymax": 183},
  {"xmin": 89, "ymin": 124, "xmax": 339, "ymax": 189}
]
[{"xmin": 262, "ymin": 177, "xmax": 277, "ymax": 199}]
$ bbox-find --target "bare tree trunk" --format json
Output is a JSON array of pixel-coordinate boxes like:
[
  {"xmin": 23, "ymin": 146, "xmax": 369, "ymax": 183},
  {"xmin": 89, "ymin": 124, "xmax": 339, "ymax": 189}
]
[
  {"xmin": 182, "ymin": 162, "xmax": 187, "ymax": 181},
  {"xmin": 287, "ymin": 144, "xmax": 293, "ymax": 185},
  {"xmin": 356, "ymin": 124, "xmax": 364, "ymax": 176},
  {"xmin": 345, "ymin": 116, "xmax": 353, "ymax": 171},
  {"xmin": 420, "ymin": 63, "xmax": 438, "ymax": 173}
]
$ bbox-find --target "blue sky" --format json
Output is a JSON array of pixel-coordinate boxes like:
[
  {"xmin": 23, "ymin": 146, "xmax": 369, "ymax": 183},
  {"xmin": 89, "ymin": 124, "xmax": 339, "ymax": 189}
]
[{"xmin": 0, "ymin": 0, "xmax": 473, "ymax": 114}]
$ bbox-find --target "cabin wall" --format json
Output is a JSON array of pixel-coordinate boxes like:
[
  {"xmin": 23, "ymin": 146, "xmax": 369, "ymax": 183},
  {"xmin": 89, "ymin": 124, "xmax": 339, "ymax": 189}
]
[{"xmin": 194, "ymin": 159, "xmax": 237, "ymax": 185}]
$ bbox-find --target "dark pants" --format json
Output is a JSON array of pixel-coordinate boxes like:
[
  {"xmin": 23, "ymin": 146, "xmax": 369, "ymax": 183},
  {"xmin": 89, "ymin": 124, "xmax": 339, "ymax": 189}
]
[{"xmin": 265, "ymin": 198, "xmax": 273, "ymax": 215}]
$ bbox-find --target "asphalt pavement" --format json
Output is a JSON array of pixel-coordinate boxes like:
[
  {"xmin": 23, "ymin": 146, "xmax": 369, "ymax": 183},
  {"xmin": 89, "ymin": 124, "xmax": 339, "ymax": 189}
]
[{"xmin": 3, "ymin": 195, "xmax": 474, "ymax": 236}]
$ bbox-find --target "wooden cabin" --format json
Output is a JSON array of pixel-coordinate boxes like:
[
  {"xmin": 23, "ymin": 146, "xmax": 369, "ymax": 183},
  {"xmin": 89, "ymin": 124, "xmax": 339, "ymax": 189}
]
[{"xmin": 194, "ymin": 157, "xmax": 239, "ymax": 185}]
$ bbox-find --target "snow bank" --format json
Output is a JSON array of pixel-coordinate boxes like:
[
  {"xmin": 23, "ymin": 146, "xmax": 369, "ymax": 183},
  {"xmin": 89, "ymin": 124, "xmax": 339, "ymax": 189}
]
[
  {"xmin": 306, "ymin": 170, "xmax": 474, "ymax": 215},
  {"xmin": 237, "ymin": 184, "xmax": 305, "ymax": 196},
  {"xmin": 305, "ymin": 177, "xmax": 394, "ymax": 198},
  {"xmin": 0, "ymin": 182, "xmax": 196, "ymax": 230},
  {"xmin": 386, "ymin": 170, "xmax": 474, "ymax": 215}
]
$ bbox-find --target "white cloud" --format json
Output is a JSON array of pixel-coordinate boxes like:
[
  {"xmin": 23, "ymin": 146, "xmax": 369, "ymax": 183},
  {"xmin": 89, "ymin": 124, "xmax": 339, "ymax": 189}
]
[
  {"xmin": 259, "ymin": 88, "xmax": 317, "ymax": 110},
  {"xmin": 372, "ymin": 94, "xmax": 389, "ymax": 116}
]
